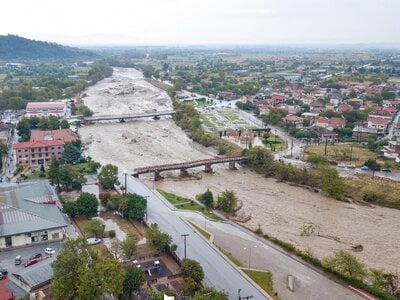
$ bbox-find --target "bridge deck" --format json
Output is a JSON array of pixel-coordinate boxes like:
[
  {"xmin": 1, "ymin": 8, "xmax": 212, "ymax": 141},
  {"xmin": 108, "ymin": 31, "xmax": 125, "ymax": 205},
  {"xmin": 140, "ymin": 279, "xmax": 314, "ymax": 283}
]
[
  {"xmin": 83, "ymin": 110, "xmax": 175, "ymax": 122},
  {"xmin": 133, "ymin": 156, "xmax": 247, "ymax": 175}
]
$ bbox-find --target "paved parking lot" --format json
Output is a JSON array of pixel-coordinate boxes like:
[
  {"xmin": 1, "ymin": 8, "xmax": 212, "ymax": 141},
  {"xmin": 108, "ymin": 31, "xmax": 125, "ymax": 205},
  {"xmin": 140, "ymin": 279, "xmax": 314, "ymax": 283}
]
[{"xmin": 0, "ymin": 241, "xmax": 62, "ymax": 275}]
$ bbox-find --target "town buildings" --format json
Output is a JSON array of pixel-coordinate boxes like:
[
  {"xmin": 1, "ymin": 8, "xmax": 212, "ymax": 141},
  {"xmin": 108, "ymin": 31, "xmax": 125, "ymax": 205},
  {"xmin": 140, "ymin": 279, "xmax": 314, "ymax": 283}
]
[{"xmin": 13, "ymin": 129, "xmax": 78, "ymax": 169}]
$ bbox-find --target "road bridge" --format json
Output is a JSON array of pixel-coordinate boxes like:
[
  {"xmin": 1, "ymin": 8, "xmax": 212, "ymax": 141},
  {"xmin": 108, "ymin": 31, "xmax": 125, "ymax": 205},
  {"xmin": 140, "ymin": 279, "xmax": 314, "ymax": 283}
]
[
  {"xmin": 81, "ymin": 110, "xmax": 175, "ymax": 124},
  {"xmin": 132, "ymin": 156, "xmax": 248, "ymax": 180}
]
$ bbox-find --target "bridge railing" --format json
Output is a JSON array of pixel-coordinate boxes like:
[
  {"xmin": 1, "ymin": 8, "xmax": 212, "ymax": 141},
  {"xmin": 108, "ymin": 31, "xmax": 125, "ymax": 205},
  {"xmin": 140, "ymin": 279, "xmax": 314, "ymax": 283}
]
[{"xmin": 133, "ymin": 156, "xmax": 247, "ymax": 174}]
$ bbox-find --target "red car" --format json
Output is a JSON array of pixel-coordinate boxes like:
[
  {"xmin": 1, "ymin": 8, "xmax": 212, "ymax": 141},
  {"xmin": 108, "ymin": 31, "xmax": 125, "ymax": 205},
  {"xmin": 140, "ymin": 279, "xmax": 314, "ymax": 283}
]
[{"xmin": 23, "ymin": 258, "xmax": 38, "ymax": 267}]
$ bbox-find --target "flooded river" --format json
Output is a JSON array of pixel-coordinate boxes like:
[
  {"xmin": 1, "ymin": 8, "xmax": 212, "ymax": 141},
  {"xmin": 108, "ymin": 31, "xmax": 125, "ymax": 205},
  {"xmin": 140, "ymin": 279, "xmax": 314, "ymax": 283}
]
[{"xmin": 80, "ymin": 68, "xmax": 400, "ymax": 273}]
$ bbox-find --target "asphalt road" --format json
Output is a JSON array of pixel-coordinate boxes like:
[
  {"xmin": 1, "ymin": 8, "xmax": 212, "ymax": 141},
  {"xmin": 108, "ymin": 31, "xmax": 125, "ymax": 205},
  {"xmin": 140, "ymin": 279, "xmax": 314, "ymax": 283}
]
[
  {"xmin": 179, "ymin": 211, "xmax": 365, "ymax": 300},
  {"xmin": 123, "ymin": 175, "xmax": 269, "ymax": 300}
]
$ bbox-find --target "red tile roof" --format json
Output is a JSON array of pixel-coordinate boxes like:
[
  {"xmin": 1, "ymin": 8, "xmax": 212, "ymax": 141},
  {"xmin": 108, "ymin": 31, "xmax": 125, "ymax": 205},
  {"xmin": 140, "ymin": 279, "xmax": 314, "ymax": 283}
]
[
  {"xmin": 30, "ymin": 129, "xmax": 77, "ymax": 142},
  {"xmin": 13, "ymin": 140, "xmax": 63, "ymax": 149},
  {"xmin": 26, "ymin": 102, "xmax": 65, "ymax": 109}
]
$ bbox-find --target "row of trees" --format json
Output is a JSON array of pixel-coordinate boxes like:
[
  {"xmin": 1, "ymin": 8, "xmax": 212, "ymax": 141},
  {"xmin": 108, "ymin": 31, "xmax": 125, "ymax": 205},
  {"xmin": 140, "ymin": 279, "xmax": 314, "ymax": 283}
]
[
  {"xmin": 322, "ymin": 250, "xmax": 399, "ymax": 298},
  {"xmin": 16, "ymin": 115, "xmax": 70, "ymax": 141},
  {"xmin": 99, "ymin": 192, "xmax": 147, "ymax": 220},
  {"xmin": 245, "ymin": 146, "xmax": 346, "ymax": 199}
]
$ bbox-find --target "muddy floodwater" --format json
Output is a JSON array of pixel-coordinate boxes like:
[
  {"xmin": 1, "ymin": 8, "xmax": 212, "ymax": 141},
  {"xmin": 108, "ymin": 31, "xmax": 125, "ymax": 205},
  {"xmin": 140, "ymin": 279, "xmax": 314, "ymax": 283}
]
[{"xmin": 80, "ymin": 68, "xmax": 400, "ymax": 273}]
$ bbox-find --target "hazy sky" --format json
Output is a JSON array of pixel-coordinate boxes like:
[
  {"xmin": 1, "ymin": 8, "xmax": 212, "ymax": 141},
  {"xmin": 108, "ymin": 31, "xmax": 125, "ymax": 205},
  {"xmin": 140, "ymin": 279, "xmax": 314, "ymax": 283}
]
[{"xmin": 1, "ymin": 0, "xmax": 399, "ymax": 46}]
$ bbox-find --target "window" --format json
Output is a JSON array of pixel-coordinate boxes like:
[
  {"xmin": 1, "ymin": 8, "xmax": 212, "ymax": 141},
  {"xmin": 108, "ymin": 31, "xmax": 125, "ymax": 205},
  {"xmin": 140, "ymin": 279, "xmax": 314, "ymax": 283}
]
[
  {"xmin": 38, "ymin": 148, "xmax": 41, "ymax": 152},
  {"xmin": 18, "ymin": 149, "xmax": 21, "ymax": 153},
  {"xmin": 58, "ymin": 152, "xmax": 61, "ymax": 155},
  {"xmin": 39, "ymin": 154, "xmax": 42, "ymax": 158},
  {"xmin": 45, "ymin": 147, "xmax": 48, "ymax": 151},
  {"xmin": 32, "ymin": 154, "xmax": 35, "ymax": 158},
  {"xmin": 32, "ymin": 160, "xmax": 36, "ymax": 163}
]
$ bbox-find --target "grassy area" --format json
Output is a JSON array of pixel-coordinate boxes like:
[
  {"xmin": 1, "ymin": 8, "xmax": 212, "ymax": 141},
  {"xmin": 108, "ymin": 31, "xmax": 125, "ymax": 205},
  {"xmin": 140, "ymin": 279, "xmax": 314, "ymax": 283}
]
[
  {"xmin": 25, "ymin": 170, "xmax": 46, "ymax": 180},
  {"xmin": 100, "ymin": 211, "xmax": 143, "ymax": 237},
  {"xmin": 219, "ymin": 110, "xmax": 240, "ymax": 122},
  {"xmin": 217, "ymin": 246, "xmax": 244, "ymax": 267},
  {"xmin": 200, "ymin": 115, "xmax": 215, "ymax": 129},
  {"xmin": 242, "ymin": 269, "xmax": 278, "ymax": 299},
  {"xmin": 305, "ymin": 144, "xmax": 377, "ymax": 166},
  {"xmin": 157, "ymin": 189, "xmax": 222, "ymax": 220},
  {"xmin": 188, "ymin": 221, "xmax": 211, "ymax": 240},
  {"xmin": 91, "ymin": 244, "xmax": 110, "ymax": 259},
  {"xmin": 74, "ymin": 217, "xmax": 91, "ymax": 235},
  {"xmin": 346, "ymin": 174, "xmax": 400, "ymax": 209}
]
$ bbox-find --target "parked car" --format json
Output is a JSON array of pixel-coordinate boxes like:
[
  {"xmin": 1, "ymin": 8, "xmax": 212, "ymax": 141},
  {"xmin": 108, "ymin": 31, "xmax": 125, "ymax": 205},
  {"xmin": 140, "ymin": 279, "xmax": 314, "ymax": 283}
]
[
  {"xmin": 347, "ymin": 164, "xmax": 356, "ymax": 169},
  {"xmin": 23, "ymin": 259, "xmax": 38, "ymax": 267},
  {"xmin": 29, "ymin": 253, "xmax": 42, "ymax": 260},
  {"xmin": 337, "ymin": 163, "xmax": 346, "ymax": 168},
  {"xmin": 44, "ymin": 248, "xmax": 56, "ymax": 255},
  {"xmin": 0, "ymin": 273, "xmax": 6, "ymax": 280},
  {"xmin": 0, "ymin": 268, "xmax": 8, "ymax": 275},
  {"xmin": 86, "ymin": 238, "xmax": 102, "ymax": 245},
  {"xmin": 361, "ymin": 165, "xmax": 369, "ymax": 170},
  {"xmin": 14, "ymin": 255, "xmax": 22, "ymax": 265},
  {"xmin": 382, "ymin": 168, "xmax": 392, "ymax": 172}
]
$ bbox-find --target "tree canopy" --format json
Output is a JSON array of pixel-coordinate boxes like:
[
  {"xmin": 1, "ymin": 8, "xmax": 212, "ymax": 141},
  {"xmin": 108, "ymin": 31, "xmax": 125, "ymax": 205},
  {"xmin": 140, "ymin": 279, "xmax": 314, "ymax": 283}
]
[
  {"xmin": 98, "ymin": 164, "xmax": 119, "ymax": 190},
  {"xmin": 50, "ymin": 238, "xmax": 124, "ymax": 300}
]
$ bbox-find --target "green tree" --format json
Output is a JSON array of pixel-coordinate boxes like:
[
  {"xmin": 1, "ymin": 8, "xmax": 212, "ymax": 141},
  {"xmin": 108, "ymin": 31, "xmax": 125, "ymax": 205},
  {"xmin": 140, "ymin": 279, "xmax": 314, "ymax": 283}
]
[
  {"xmin": 306, "ymin": 153, "xmax": 329, "ymax": 167},
  {"xmin": 145, "ymin": 223, "xmax": 172, "ymax": 252},
  {"xmin": 60, "ymin": 119, "xmax": 70, "ymax": 129},
  {"xmin": 62, "ymin": 142, "xmax": 82, "ymax": 164},
  {"xmin": 182, "ymin": 277, "xmax": 200, "ymax": 297},
  {"xmin": 244, "ymin": 146, "xmax": 275, "ymax": 172},
  {"xmin": 83, "ymin": 219, "xmax": 105, "ymax": 238},
  {"xmin": 122, "ymin": 232, "xmax": 139, "ymax": 258},
  {"xmin": 76, "ymin": 192, "xmax": 98, "ymax": 217},
  {"xmin": 16, "ymin": 117, "xmax": 30, "ymax": 141},
  {"xmin": 98, "ymin": 164, "xmax": 119, "ymax": 190},
  {"xmin": 318, "ymin": 166, "xmax": 345, "ymax": 199},
  {"xmin": 181, "ymin": 258, "xmax": 205, "ymax": 284},
  {"xmin": 197, "ymin": 189, "xmax": 214, "ymax": 208},
  {"xmin": 59, "ymin": 164, "xmax": 86, "ymax": 191},
  {"xmin": 48, "ymin": 115, "xmax": 61, "ymax": 129},
  {"xmin": 63, "ymin": 201, "xmax": 78, "ymax": 217},
  {"xmin": 51, "ymin": 239, "xmax": 124, "ymax": 299},
  {"xmin": 125, "ymin": 193, "xmax": 147, "ymax": 220},
  {"xmin": 37, "ymin": 117, "xmax": 50, "ymax": 130},
  {"xmin": 370, "ymin": 269, "xmax": 400, "ymax": 296},
  {"xmin": 47, "ymin": 157, "xmax": 61, "ymax": 188},
  {"xmin": 217, "ymin": 190, "xmax": 238, "ymax": 213},
  {"xmin": 322, "ymin": 250, "xmax": 367, "ymax": 280},
  {"xmin": 123, "ymin": 266, "xmax": 146, "ymax": 298}
]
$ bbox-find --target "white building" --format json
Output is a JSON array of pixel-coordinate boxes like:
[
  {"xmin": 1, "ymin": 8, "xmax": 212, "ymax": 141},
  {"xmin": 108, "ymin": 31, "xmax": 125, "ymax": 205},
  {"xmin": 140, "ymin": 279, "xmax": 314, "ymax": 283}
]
[{"xmin": 25, "ymin": 102, "xmax": 66, "ymax": 118}]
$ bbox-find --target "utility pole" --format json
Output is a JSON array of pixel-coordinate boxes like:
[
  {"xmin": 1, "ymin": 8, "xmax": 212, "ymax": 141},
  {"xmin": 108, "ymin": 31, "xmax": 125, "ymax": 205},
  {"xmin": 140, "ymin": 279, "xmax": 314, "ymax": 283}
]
[
  {"xmin": 350, "ymin": 144, "xmax": 353, "ymax": 163},
  {"xmin": 291, "ymin": 135, "xmax": 294, "ymax": 157},
  {"xmin": 324, "ymin": 138, "xmax": 328, "ymax": 156},
  {"xmin": 124, "ymin": 172, "xmax": 127, "ymax": 195},
  {"xmin": 181, "ymin": 234, "xmax": 189, "ymax": 259}
]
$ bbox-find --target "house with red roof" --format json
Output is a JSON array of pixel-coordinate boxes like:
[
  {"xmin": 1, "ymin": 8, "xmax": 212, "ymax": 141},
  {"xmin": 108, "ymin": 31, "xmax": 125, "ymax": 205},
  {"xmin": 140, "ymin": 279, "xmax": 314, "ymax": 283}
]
[
  {"xmin": 336, "ymin": 103, "xmax": 353, "ymax": 113},
  {"xmin": 283, "ymin": 114, "xmax": 304, "ymax": 129},
  {"xmin": 25, "ymin": 102, "xmax": 66, "ymax": 118},
  {"xmin": 367, "ymin": 116, "xmax": 391, "ymax": 132},
  {"xmin": 13, "ymin": 129, "xmax": 78, "ymax": 169}
]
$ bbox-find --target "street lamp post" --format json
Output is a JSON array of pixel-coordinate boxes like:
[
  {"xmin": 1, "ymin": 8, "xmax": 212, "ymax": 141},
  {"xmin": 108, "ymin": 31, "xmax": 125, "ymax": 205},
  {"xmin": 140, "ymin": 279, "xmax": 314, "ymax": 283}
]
[
  {"xmin": 181, "ymin": 234, "xmax": 189, "ymax": 259},
  {"xmin": 243, "ymin": 245, "xmax": 257, "ymax": 268}
]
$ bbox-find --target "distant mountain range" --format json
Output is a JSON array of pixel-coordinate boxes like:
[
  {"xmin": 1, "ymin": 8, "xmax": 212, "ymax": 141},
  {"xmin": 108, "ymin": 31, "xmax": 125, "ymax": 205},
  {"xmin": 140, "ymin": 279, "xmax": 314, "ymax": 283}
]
[{"xmin": 0, "ymin": 35, "xmax": 97, "ymax": 60}]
